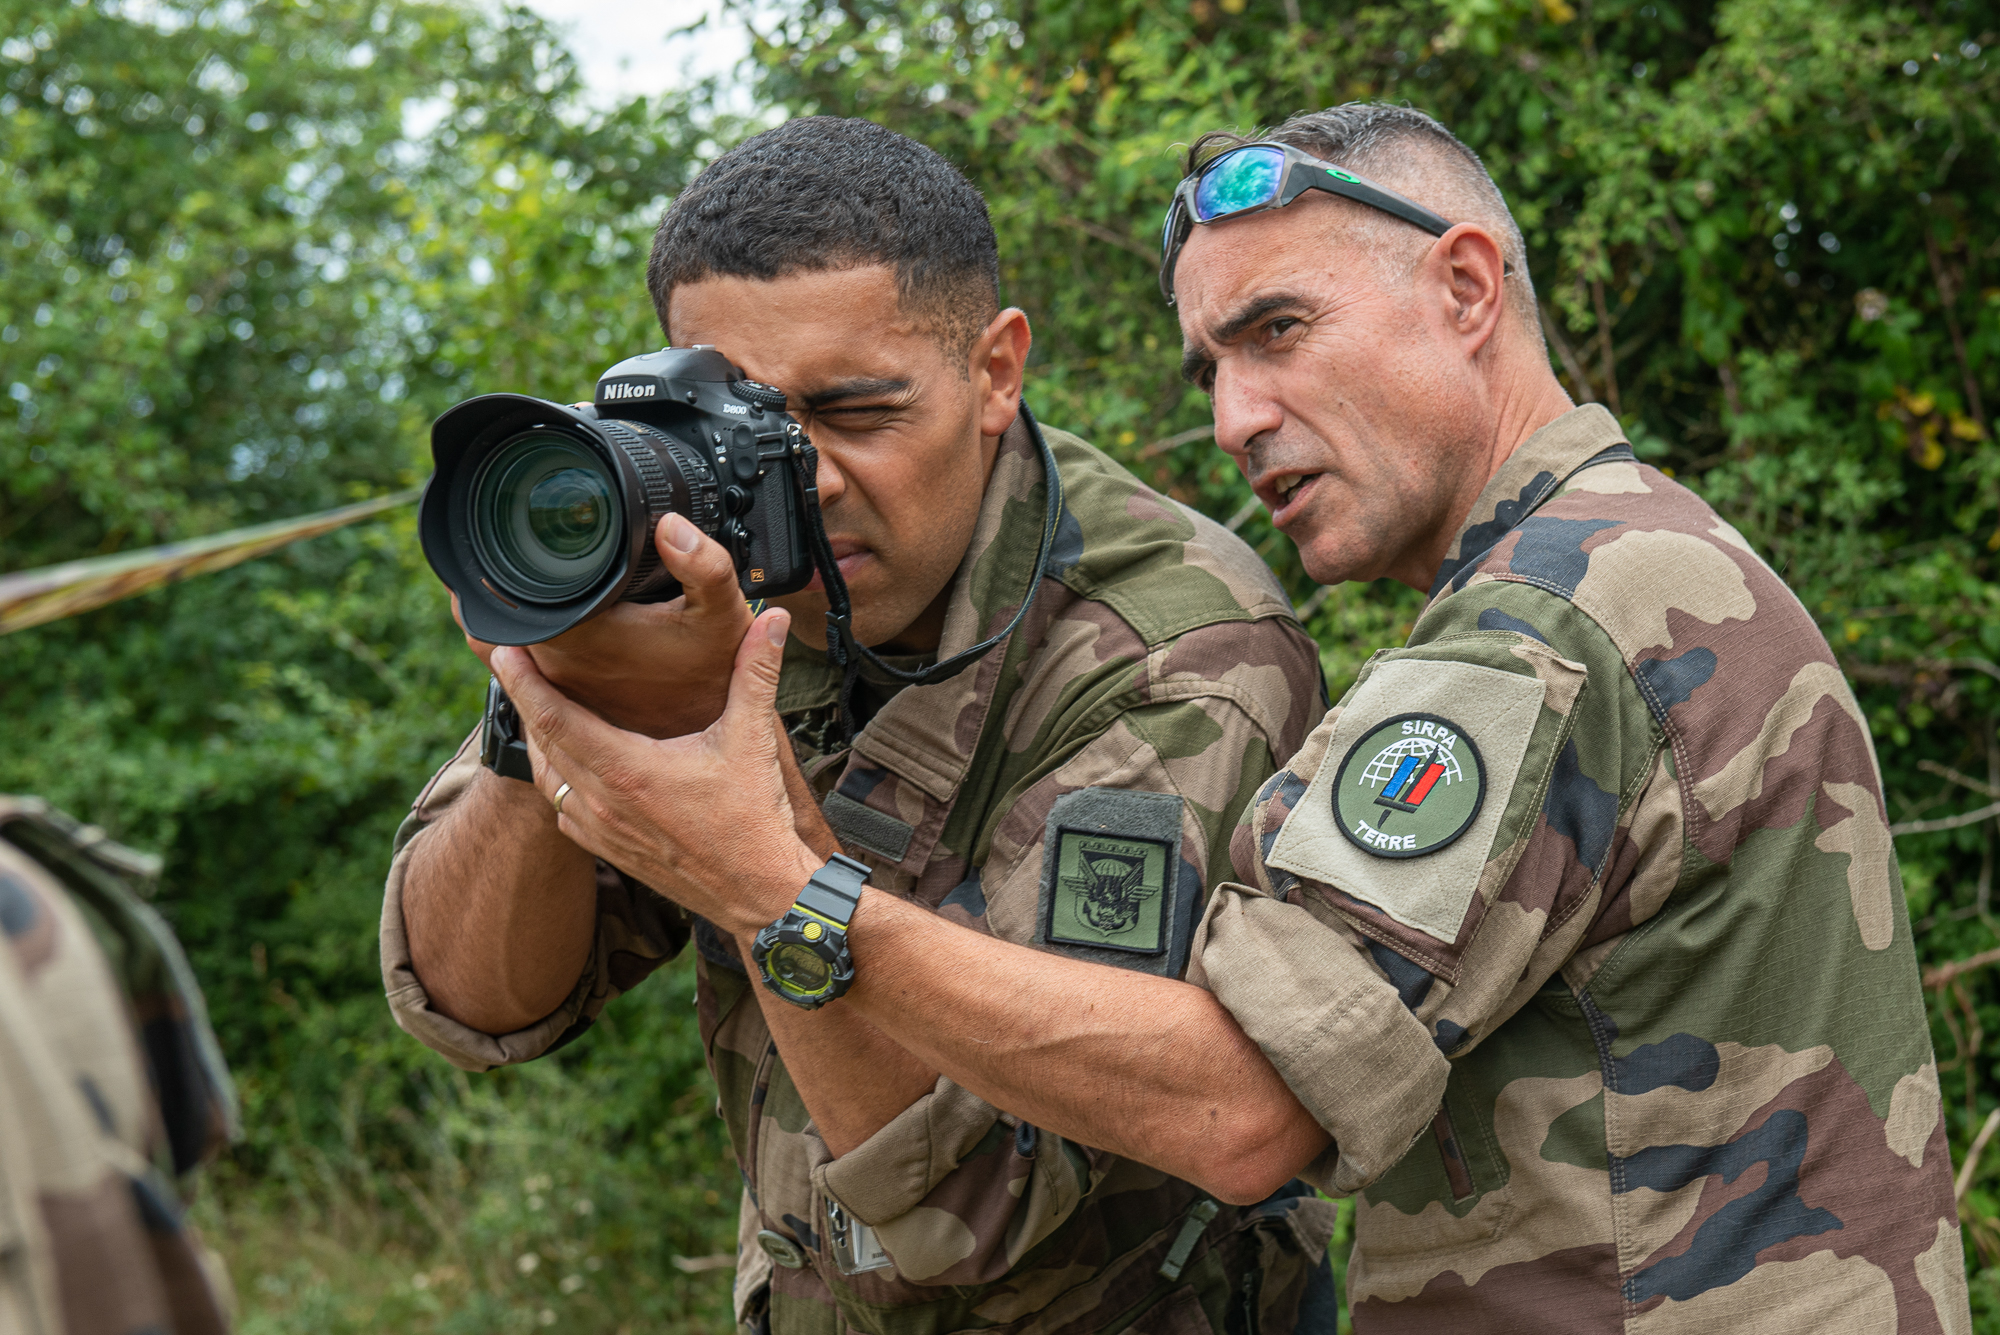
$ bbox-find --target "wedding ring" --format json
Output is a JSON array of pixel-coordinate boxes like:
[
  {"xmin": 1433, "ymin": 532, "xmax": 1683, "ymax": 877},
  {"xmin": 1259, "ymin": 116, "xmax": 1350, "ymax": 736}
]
[{"xmin": 552, "ymin": 781, "xmax": 572, "ymax": 816}]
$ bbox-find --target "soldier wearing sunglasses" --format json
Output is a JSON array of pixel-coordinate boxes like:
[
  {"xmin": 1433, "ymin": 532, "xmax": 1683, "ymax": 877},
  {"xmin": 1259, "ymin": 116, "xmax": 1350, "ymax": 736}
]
[
  {"xmin": 1157, "ymin": 105, "xmax": 1962, "ymax": 1329},
  {"xmin": 445, "ymin": 105, "xmax": 1966, "ymax": 1331}
]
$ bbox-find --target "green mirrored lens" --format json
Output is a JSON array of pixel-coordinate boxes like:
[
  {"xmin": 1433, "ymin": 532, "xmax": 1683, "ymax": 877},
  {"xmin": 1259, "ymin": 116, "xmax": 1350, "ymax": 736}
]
[
  {"xmin": 473, "ymin": 432, "xmax": 623, "ymax": 602},
  {"xmin": 1193, "ymin": 146, "xmax": 1285, "ymax": 222},
  {"xmin": 771, "ymin": 942, "xmax": 831, "ymax": 996}
]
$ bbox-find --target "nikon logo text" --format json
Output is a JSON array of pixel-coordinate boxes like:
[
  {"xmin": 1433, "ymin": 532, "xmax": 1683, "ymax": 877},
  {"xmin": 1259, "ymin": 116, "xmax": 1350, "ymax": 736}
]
[{"xmin": 600, "ymin": 381, "xmax": 657, "ymax": 401}]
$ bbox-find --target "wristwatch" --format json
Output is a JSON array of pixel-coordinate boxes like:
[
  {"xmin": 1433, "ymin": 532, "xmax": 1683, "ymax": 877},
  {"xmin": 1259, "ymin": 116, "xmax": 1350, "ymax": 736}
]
[
  {"xmin": 479, "ymin": 675, "xmax": 534, "ymax": 782},
  {"xmin": 751, "ymin": 854, "xmax": 869, "ymax": 1009}
]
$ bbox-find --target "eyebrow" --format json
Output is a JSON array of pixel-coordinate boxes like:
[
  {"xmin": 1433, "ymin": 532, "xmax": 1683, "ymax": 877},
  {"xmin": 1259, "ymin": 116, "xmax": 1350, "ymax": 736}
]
[
  {"xmin": 1180, "ymin": 292, "xmax": 1313, "ymax": 384},
  {"xmin": 799, "ymin": 377, "xmax": 916, "ymax": 410}
]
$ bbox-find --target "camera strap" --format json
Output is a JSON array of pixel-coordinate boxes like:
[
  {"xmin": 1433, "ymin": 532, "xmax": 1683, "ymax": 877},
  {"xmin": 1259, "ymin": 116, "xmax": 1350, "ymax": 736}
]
[{"xmin": 793, "ymin": 401, "xmax": 1067, "ymax": 744}]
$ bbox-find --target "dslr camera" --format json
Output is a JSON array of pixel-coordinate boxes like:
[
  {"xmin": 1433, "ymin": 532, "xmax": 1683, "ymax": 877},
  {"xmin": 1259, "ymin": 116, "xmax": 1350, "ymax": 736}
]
[{"xmin": 419, "ymin": 346, "xmax": 817, "ymax": 646}]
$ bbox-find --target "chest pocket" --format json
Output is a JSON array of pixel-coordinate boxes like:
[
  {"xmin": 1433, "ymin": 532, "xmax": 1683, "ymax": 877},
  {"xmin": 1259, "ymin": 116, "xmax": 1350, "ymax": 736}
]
[
  {"xmin": 1351, "ymin": 983, "xmax": 1603, "ymax": 1267},
  {"xmin": 1354, "ymin": 1058, "xmax": 1515, "ymax": 1261},
  {"xmin": 820, "ymin": 762, "xmax": 956, "ymax": 899}
]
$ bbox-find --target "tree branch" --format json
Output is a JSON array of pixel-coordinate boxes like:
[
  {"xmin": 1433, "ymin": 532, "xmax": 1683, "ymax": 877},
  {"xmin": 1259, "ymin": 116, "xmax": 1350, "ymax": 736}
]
[
  {"xmin": 1921, "ymin": 758, "xmax": 2000, "ymax": 800},
  {"xmin": 1841, "ymin": 655, "xmax": 2000, "ymax": 687},
  {"xmin": 1539, "ymin": 302, "xmax": 1597, "ymax": 404},
  {"xmin": 1053, "ymin": 215, "xmax": 1156, "ymax": 263},
  {"xmin": 1138, "ymin": 424, "xmax": 1215, "ymax": 458},
  {"xmin": 1894, "ymin": 799, "xmax": 2000, "ymax": 836},
  {"xmin": 1716, "ymin": 359, "xmax": 1743, "ymax": 422},
  {"xmin": 1590, "ymin": 275, "xmax": 1622, "ymax": 415},
  {"xmin": 1925, "ymin": 225, "xmax": 1990, "ymax": 438},
  {"xmin": 1959, "ymin": 1107, "xmax": 2000, "ymax": 1202},
  {"xmin": 1924, "ymin": 947, "xmax": 2000, "ymax": 992}
]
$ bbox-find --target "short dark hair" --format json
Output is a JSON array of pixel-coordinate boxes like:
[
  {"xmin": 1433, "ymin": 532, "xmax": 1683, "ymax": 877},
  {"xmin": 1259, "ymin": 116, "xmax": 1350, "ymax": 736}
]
[{"xmin": 647, "ymin": 117, "xmax": 1001, "ymax": 363}]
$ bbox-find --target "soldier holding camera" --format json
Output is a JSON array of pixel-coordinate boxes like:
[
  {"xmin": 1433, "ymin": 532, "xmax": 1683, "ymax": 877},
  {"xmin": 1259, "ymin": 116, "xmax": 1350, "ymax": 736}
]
[
  {"xmin": 384, "ymin": 118, "xmax": 1339, "ymax": 1334},
  {"xmin": 471, "ymin": 104, "xmax": 1971, "ymax": 1331}
]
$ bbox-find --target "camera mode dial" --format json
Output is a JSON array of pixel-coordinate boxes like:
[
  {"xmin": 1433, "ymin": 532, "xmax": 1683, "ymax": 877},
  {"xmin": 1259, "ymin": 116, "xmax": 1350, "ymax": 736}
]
[{"xmin": 730, "ymin": 380, "xmax": 788, "ymax": 412}]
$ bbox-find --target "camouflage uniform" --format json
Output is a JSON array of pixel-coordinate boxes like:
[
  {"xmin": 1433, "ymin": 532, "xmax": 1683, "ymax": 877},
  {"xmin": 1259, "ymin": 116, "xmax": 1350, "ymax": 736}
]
[
  {"xmin": 1196, "ymin": 404, "xmax": 1971, "ymax": 1331},
  {"xmin": 382, "ymin": 413, "xmax": 1341, "ymax": 1335},
  {"xmin": 0, "ymin": 796, "xmax": 237, "ymax": 1335}
]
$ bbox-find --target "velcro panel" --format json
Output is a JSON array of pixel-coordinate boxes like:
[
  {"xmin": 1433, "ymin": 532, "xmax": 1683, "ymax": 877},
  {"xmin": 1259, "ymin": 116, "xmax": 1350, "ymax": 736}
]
[{"xmin": 822, "ymin": 791, "xmax": 915, "ymax": 863}]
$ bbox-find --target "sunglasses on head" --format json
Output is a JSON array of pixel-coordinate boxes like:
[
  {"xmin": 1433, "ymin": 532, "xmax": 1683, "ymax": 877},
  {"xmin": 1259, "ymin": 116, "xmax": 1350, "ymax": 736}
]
[{"xmin": 1159, "ymin": 141, "xmax": 1496, "ymax": 304}]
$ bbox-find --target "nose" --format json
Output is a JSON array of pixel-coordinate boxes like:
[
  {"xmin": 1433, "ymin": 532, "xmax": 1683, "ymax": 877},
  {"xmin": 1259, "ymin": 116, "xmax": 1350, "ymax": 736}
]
[
  {"xmin": 812, "ymin": 440, "xmax": 848, "ymax": 508},
  {"xmin": 1208, "ymin": 363, "xmax": 1283, "ymax": 462}
]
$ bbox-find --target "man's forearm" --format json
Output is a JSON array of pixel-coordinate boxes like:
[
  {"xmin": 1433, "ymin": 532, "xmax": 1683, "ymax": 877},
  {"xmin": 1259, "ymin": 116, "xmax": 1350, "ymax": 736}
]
[
  {"xmin": 839, "ymin": 890, "xmax": 1330, "ymax": 1204},
  {"xmin": 743, "ymin": 964, "xmax": 941, "ymax": 1157},
  {"xmin": 743, "ymin": 719, "xmax": 940, "ymax": 1157},
  {"xmin": 403, "ymin": 769, "xmax": 599, "ymax": 1034}
]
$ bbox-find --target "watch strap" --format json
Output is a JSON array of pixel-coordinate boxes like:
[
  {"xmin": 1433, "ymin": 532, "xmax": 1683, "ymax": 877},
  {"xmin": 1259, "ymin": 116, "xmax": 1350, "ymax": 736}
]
[
  {"xmin": 480, "ymin": 676, "xmax": 534, "ymax": 782},
  {"xmin": 794, "ymin": 853, "xmax": 869, "ymax": 927}
]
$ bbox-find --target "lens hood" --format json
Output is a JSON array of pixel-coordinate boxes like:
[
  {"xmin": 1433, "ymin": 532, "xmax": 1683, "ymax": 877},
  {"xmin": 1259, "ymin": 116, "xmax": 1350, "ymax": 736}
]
[{"xmin": 420, "ymin": 394, "xmax": 657, "ymax": 646}]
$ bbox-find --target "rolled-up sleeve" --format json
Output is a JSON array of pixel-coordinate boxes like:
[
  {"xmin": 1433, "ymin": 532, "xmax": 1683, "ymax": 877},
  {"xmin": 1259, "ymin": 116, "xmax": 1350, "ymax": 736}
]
[
  {"xmin": 380, "ymin": 730, "xmax": 691, "ymax": 1072},
  {"xmin": 1199, "ymin": 882, "xmax": 1448, "ymax": 1195},
  {"xmin": 1201, "ymin": 619, "xmax": 1637, "ymax": 1197}
]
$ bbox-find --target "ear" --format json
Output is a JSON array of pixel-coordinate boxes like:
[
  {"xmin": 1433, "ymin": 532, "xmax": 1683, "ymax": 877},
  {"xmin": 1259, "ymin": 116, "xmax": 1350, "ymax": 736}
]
[
  {"xmin": 969, "ymin": 307, "xmax": 1033, "ymax": 439},
  {"xmin": 1434, "ymin": 224, "xmax": 1508, "ymax": 357}
]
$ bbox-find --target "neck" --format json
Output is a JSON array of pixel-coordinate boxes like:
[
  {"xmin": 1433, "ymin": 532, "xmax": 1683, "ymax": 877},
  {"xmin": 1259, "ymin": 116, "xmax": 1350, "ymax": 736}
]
[
  {"xmin": 875, "ymin": 585, "xmax": 951, "ymax": 655},
  {"xmin": 1398, "ymin": 356, "xmax": 1577, "ymax": 593},
  {"xmin": 1483, "ymin": 363, "xmax": 1579, "ymax": 485}
]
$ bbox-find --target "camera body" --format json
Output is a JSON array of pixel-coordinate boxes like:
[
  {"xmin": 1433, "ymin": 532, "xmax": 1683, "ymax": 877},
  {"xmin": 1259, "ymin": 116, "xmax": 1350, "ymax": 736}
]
[{"xmin": 420, "ymin": 346, "xmax": 814, "ymax": 646}]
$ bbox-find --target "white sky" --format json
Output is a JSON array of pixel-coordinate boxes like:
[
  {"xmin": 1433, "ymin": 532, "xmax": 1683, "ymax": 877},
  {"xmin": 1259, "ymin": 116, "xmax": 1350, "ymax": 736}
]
[{"xmin": 514, "ymin": 0, "xmax": 755, "ymax": 106}]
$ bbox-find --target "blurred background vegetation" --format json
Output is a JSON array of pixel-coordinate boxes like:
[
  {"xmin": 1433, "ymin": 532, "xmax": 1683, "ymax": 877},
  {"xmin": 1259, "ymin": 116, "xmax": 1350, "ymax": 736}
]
[{"xmin": 2, "ymin": 0, "xmax": 1996, "ymax": 1328}]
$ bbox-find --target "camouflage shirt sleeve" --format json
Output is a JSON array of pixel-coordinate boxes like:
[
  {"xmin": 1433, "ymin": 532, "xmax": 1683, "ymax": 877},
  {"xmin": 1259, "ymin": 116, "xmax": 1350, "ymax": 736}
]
[
  {"xmin": 809, "ymin": 689, "xmax": 1290, "ymax": 1285},
  {"xmin": 380, "ymin": 728, "xmax": 693, "ymax": 1072},
  {"xmin": 0, "ymin": 834, "xmax": 232, "ymax": 1335},
  {"xmin": 1200, "ymin": 583, "xmax": 1656, "ymax": 1196}
]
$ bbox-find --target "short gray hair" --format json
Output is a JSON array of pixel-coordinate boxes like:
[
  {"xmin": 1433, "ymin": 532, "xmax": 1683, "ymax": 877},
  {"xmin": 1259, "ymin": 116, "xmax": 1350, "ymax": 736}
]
[{"xmin": 1187, "ymin": 104, "xmax": 1538, "ymax": 331}]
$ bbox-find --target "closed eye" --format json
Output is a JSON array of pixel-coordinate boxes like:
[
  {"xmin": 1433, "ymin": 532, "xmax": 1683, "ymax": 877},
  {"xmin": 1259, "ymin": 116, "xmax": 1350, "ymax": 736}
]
[{"xmin": 809, "ymin": 403, "xmax": 907, "ymax": 432}]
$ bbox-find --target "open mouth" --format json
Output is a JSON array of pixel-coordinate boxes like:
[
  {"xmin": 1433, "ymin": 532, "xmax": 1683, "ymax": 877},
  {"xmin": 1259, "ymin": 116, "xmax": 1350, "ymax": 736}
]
[{"xmin": 1267, "ymin": 472, "xmax": 1324, "ymax": 522}]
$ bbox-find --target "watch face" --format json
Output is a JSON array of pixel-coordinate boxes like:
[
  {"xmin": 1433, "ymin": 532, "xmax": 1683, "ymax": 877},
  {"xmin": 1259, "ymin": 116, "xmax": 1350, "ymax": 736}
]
[{"xmin": 768, "ymin": 941, "xmax": 832, "ymax": 997}]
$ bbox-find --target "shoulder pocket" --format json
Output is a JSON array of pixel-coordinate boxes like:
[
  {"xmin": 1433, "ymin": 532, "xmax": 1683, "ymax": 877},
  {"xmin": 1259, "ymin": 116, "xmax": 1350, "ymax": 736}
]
[{"xmin": 1266, "ymin": 637, "xmax": 1583, "ymax": 950}]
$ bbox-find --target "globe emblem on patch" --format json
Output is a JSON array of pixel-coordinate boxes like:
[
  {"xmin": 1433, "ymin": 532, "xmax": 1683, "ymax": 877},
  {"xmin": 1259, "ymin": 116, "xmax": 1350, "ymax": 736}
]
[
  {"xmin": 1332, "ymin": 712, "xmax": 1488, "ymax": 859},
  {"xmin": 1358, "ymin": 736, "xmax": 1467, "ymax": 799}
]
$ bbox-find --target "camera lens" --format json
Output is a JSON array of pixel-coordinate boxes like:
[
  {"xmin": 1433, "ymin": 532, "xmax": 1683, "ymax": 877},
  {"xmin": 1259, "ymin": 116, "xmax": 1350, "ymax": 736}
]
[{"xmin": 472, "ymin": 432, "xmax": 623, "ymax": 601}]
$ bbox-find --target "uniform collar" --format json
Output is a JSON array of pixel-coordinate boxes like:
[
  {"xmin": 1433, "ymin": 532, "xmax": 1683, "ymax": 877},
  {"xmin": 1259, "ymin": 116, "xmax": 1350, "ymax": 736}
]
[
  {"xmin": 1430, "ymin": 403, "xmax": 1629, "ymax": 598},
  {"xmin": 777, "ymin": 411, "xmax": 1053, "ymax": 800}
]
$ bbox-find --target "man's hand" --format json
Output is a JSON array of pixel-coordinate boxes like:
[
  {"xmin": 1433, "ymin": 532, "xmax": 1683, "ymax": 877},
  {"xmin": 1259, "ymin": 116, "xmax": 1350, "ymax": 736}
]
[
  {"xmin": 489, "ymin": 607, "xmax": 820, "ymax": 937},
  {"xmin": 457, "ymin": 513, "xmax": 752, "ymax": 738}
]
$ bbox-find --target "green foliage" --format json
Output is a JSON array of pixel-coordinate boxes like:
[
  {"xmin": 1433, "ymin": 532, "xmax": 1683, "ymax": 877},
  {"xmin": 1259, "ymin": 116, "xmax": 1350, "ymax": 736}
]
[
  {"xmin": 4, "ymin": 0, "xmax": 2000, "ymax": 1326},
  {"xmin": 1, "ymin": 1, "xmax": 736, "ymax": 1326}
]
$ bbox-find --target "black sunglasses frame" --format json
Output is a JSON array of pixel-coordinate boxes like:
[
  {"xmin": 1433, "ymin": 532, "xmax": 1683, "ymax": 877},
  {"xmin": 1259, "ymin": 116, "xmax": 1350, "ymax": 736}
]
[{"xmin": 1159, "ymin": 142, "xmax": 1469, "ymax": 304}]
